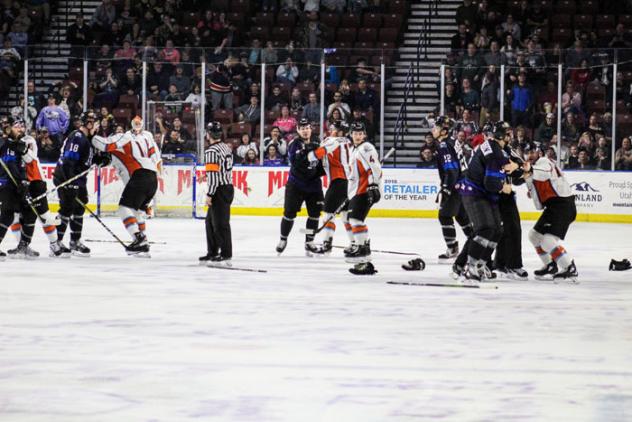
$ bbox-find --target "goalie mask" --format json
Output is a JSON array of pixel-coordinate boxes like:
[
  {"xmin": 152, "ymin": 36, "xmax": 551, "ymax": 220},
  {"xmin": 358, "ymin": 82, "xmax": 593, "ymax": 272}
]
[{"xmin": 131, "ymin": 116, "xmax": 144, "ymax": 131}]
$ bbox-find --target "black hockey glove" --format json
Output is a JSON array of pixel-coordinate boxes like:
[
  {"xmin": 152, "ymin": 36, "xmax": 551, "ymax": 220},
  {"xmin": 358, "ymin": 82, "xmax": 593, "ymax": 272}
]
[
  {"xmin": 14, "ymin": 139, "xmax": 28, "ymax": 155},
  {"xmin": 16, "ymin": 180, "xmax": 30, "ymax": 199},
  {"xmin": 62, "ymin": 183, "xmax": 80, "ymax": 199},
  {"xmin": 93, "ymin": 152, "xmax": 112, "ymax": 167},
  {"xmin": 367, "ymin": 184, "xmax": 381, "ymax": 206}
]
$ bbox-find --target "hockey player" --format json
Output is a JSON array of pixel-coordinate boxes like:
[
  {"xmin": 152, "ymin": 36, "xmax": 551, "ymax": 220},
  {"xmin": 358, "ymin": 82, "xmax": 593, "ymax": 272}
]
[
  {"xmin": 7, "ymin": 120, "xmax": 71, "ymax": 258},
  {"xmin": 459, "ymin": 121, "xmax": 519, "ymax": 283},
  {"xmin": 276, "ymin": 118, "xmax": 324, "ymax": 256},
  {"xmin": 92, "ymin": 116, "xmax": 160, "ymax": 256},
  {"xmin": 428, "ymin": 116, "xmax": 474, "ymax": 267},
  {"xmin": 493, "ymin": 137, "xmax": 529, "ymax": 280},
  {"xmin": 522, "ymin": 144, "xmax": 578, "ymax": 282},
  {"xmin": 53, "ymin": 111, "xmax": 101, "ymax": 256},
  {"xmin": 0, "ymin": 118, "xmax": 38, "ymax": 259},
  {"xmin": 199, "ymin": 122, "xmax": 234, "ymax": 265},
  {"xmin": 345, "ymin": 122, "xmax": 382, "ymax": 275},
  {"xmin": 307, "ymin": 120, "xmax": 353, "ymax": 254}
]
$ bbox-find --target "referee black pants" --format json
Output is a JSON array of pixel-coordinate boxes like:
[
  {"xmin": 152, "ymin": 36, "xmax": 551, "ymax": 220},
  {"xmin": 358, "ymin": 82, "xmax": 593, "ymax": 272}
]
[
  {"xmin": 206, "ymin": 184, "xmax": 234, "ymax": 258},
  {"xmin": 494, "ymin": 192, "xmax": 523, "ymax": 270}
]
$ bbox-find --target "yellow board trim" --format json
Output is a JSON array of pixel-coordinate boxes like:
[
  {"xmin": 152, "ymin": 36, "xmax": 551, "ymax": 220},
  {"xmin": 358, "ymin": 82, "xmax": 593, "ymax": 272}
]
[{"xmin": 50, "ymin": 204, "xmax": 632, "ymax": 224}]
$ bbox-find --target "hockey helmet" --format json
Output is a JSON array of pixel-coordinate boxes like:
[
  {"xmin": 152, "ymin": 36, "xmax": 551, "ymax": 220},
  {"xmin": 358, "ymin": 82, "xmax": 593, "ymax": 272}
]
[
  {"xmin": 206, "ymin": 121, "xmax": 223, "ymax": 138},
  {"xmin": 350, "ymin": 121, "xmax": 366, "ymax": 133},
  {"xmin": 131, "ymin": 115, "xmax": 144, "ymax": 131},
  {"xmin": 434, "ymin": 115, "xmax": 454, "ymax": 131},
  {"xmin": 332, "ymin": 120, "xmax": 349, "ymax": 134},
  {"xmin": 80, "ymin": 111, "xmax": 97, "ymax": 126},
  {"xmin": 481, "ymin": 121, "xmax": 495, "ymax": 135},
  {"xmin": 297, "ymin": 117, "xmax": 311, "ymax": 128},
  {"xmin": 492, "ymin": 121, "xmax": 511, "ymax": 140}
]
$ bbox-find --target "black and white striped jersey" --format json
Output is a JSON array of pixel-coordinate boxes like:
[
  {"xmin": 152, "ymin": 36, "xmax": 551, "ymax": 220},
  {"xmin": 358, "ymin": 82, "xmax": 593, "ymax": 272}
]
[{"xmin": 204, "ymin": 142, "xmax": 233, "ymax": 196}]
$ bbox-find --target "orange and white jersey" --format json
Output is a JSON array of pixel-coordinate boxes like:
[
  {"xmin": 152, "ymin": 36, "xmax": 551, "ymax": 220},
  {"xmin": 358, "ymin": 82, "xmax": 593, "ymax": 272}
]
[
  {"xmin": 21, "ymin": 135, "xmax": 44, "ymax": 182},
  {"xmin": 307, "ymin": 136, "xmax": 351, "ymax": 181},
  {"xmin": 92, "ymin": 130, "xmax": 160, "ymax": 183},
  {"xmin": 348, "ymin": 141, "xmax": 382, "ymax": 198},
  {"xmin": 526, "ymin": 156, "xmax": 573, "ymax": 210}
]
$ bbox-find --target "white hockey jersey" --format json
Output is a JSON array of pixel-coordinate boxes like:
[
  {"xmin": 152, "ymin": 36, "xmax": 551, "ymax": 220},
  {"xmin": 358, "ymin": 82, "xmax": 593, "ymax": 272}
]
[
  {"xmin": 92, "ymin": 130, "xmax": 161, "ymax": 183},
  {"xmin": 21, "ymin": 135, "xmax": 44, "ymax": 182},
  {"xmin": 307, "ymin": 136, "xmax": 351, "ymax": 181},
  {"xmin": 526, "ymin": 156, "xmax": 573, "ymax": 210},
  {"xmin": 348, "ymin": 141, "xmax": 382, "ymax": 198}
]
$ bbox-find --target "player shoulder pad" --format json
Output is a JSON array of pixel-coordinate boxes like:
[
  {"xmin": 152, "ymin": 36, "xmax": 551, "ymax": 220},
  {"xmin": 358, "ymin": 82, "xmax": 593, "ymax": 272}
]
[
  {"xmin": 480, "ymin": 139, "xmax": 493, "ymax": 156},
  {"xmin": 362, "ymin": 142, "xmax": 376, "ymax": 154},
  {"xmin": 22, "ymin": 135, "xmax": 36, "ymax": 145}
]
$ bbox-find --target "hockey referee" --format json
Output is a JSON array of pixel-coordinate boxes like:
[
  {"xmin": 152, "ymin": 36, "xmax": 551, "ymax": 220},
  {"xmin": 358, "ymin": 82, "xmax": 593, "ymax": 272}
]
[{"xmin": 199, "ymin": 121, "xmax": 234, "ymax": 265}]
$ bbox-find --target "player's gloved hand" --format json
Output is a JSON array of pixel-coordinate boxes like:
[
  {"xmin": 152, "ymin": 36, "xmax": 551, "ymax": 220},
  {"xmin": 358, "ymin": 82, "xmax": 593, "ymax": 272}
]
[
  {"xmin": 14, "ymin": 139, "xmax": 28, "ymax": 155},
  {"xmin": 92, "ymin": 152, "xmax": 112, "ymax": 167},
  {"xmin": 305, "ymin": 142, "xmax": 319, "ymax": 153},
  {"xmin": 64, "ymin": 183, "xmax": 80, "ymax": 199},
  {"xmin": 440, "ymin": 185, "xmax": 452, "ymax": 197},
  {"xmin": 367, "ymin": 184, "xmax": 381, "ymax": 205},
  {"xmin": 16, "ymin": 180, "xmax": 29, "ymax": 198}
]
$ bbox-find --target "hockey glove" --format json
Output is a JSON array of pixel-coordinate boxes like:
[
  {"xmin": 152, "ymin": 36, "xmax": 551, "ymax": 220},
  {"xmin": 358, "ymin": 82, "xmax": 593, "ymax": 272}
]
[
  {"xmin": 609, "ymin": 259, "xmax": 631, "ymax": 271},
  {"xmin": 93, "ymin": 152, "xmax": 112, "ymax": 167},
  {"xmin": 367, "ymin": 184, "xmax": 381, "ymax": 206},
  {"xmin": 16, "ymin": 180, "xmax": 30, "ymax": 199}
]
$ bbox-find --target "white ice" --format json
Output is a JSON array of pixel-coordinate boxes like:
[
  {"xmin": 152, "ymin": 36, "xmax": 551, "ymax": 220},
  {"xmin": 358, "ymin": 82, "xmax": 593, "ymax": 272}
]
[{"xmin": 1, "ymin": 216, "xmax": 632, "ymax": 421}]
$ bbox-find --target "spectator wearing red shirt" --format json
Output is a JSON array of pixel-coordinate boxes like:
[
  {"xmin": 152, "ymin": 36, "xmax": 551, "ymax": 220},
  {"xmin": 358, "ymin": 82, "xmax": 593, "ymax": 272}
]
[
  {"xmin": 273, "ymin": 105, "xmax": 297, "ymax": 139},
  {"xmin": 159, "ymin": 39, "xmax": 180, "ymax": 65}
]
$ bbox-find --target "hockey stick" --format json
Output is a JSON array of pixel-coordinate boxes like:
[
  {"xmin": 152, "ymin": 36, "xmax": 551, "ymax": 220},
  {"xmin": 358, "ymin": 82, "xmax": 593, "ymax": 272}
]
[
  {"xmin": 207, "ymin": 264, "xmax": 268, "ymax": 273},
  {"xmin": 332, "ymin": 245, "xmax": 419, "ymax": 256},
  {"xmin": 0, "ymin": 157, "xmax": 49, "ymax": 225},
  {"xmin": 28, "ymin": 164, "xmax": 96, "ymax": 204},
  {"xmin": 387, "ymin": 281, "xmax": 498, "ymax": 289},
  {"xmin": 84, "ymin": 238, "xmax": 167, "ymax": 245},
  {"xmin": 73, "ymin": 197, "xmax": 128, "ymax": 248}
]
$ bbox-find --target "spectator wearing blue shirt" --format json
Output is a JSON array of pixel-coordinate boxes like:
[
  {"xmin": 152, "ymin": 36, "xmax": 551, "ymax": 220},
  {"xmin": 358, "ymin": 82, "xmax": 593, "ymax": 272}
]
[
  {"xmin": 508, "ymin": 72, "xmax": 533, "ymax": 128},
  {"xmin": 263, "ymin": 144, "xmax": 285, "ymax": 166},
  {"xmin": 36, "ymin": 95, "xmax": 69, "ymax": 145}
]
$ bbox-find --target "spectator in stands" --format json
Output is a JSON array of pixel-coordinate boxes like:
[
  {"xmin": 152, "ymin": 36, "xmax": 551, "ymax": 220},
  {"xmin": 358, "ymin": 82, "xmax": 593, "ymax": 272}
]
[
  {"xmin": 443, "ymin": 83, "xmax": 458, "ymax": 117},
  {"xmin": 480, "ymin": 67, "xmax": 498, "ymax": 124},
  {"xmin": 10, "ymin": 94, "xmax": 37, "ymax": 131},
  {"xmin": 94, "ymin": 43, "xmax": 113, "ymax": 74},
  {"xmin": 236, "ymin": 133, "xmax": 259, "ymax": 161},
  {"xmin": 97, "ymin": 115, "xmax": 113, "ymax": 137},
  {"xmin": 13, "ymin": 6, "xmax": 30, "ymax": 32},
  {"xmin": 455, "ymin": 0, "xmax": 477, "ymax": 28},
  {"xmin": 348, "ymin": 58, "xmax": 380, "ymax": 84},
  {"xmin": 0, "ymin": 38, "xmax": 21, "ymax": 78},
  {"xmin": 247, "ymin": 39, "xmax": 261, "ymax": 65},
  {"xmin": 326, "ymin": 91, "xmax": 351, "ymax": 121},
  {"xmin": 500, "ymin": 34, "xmax": 520, "ymax": 66},
  {"xmin": 501, "ymin": 14, "xmax": 521, "ymax": 41},
  {"xmin": 602, "ymin": 113, "xmax": 613, "ymax": 139},
  {"xmin": 171, "ymin": 117, "xmax": 192, "ymax": 141},
  {"xmin": 474, "ymin": 26, "xmax": 490, "ymax": 50},
  {"xmin": 508, "ymin": 72, "xmax": 533, "ymax": 128},
  {"xmin": 276, "ymin": 58, "xmax": 299, "ymax": 85},
  {"xmin": 451, "ymin": 24, "xmax": 474, "ymax": 53},
  {"xmin": 102, "ymin": 21, "xmax": 124, "ymax": 49},
  {"xmin": 327, "ymin": 108, "xmax": 344, "ymax": 131},
  {"xmin": 524, "ymin": 39, "xmax": 546, "ymax": 86},
  {"xmin": 536, "ymin": 81, "xmax": 558, "ymax": 115},
  {"xmin": 354, "ymin": 79, "xmax": 377, "ymax": 112},
  {"xmin": 185, "ymin": 84, "xmax": 202, "ymax": 110},
  {"xmin": 455, "ymin": 109, "xmax": 479, "ymax": 141},
  {"xmin": 235, "ymin": 96, "xmax": 261, "ymax": 124},
  {"xmin": 91, "ymin": 0, "xmax": 116, "ymax": 34},
  {"xmin": 209, "ymin": 64, "xmax": 233, "ymax": 111},
  {"xmin": 565, "ymin": 41, "xmax": 590, "ymax": 69},
  {"xmin": 594, "ymin": 147, "xmax": 610, "ymax": 170},
  {"xmin": 30, "ymin": 0, "xmax": 50, "ymax": 23},
  {"xmin": 608, "ymin": 23, "xmax": 632, "ymax": 48},
  {"xmin": 512, "ymin": 125, "xmax": 530, "ymax": 151},
  {"xmin": 457, "ymin": 44, "xmax": 484, "ymax": 87},
  {"xmin": 615, "ymin": 137, "xmax": 632, "ymax": 170},
  {"xmin": 302, "ymin": 92, "xmax": 320, "ymax": 123},
  {"xmin": 36, "ymin": 95, "xmax": 69, "ymax": 144},
  {"xmin": 299, "ymin": 60, "xmax": 320, "ymax": 84},
  {"xmin": 565, "ymin": 144, "xmax": 579, "ymax": 169},
  {"xmin": 261, "ymin": 41, "xmax": 278, "ymax": 64},
  {"xmin": 299, "ymin": 20, "xmax": 325, "ymax": 64},
  {"xmin": 242, "ymin": 148, "xmax": 259, "ymax": 166},
  {"xmin": 25, "ymin": 80, "xmax": 45, "ymax": 112},
  {"xmin": 585, "ymin": 113, "xmax": 605, "ymax": 143},
  {"xmin": 483, "ymin": 40, "xmax": 504, "ymax": 67},
  {"xmin": 162, "ymin": 129, "xmax": 196, "ymax": 155},
  {"xmin": 273, "ymin": 105, "xmax": 297, "ymax": 138},
  {"xmin": 577, "ymin": 132, "xmax": 594, "ymax": 155},
  {"xmin": 576, "ymin": 149, "xmax": 594, "ymax": 170},
  {"xmin": 289, "ymin": 87, "xmax": 305, "ymax": 114},
  {"xmin": 58, "ymin": 86, "xmax": 79, "ymax": 118},
  {"xmin": 337, "ymin": 80, "xmax": 353, "ymax": 109},
  {"xmin": 263, "ymin": 126, "xmax": 288, "ymax": 157},
  {"xmin": 114, "ymin": 40, "xmax": 137, "ymax": 67},
  {"xmin": 159, "ymin": 39, "xmax": 180, "ymax": 65},
  {"xmin": 571, "ymin": 59, "xmax": 591, "ymax": 93},
  {"xmin": 535, "ymin": 113, "xmax": 555, "ymax": 145},
  {"xmin": 164, "ymin": 83, "xmax": 182, "ymax": 102},
  {"xmin": 36, "ymin": 127, "xmax": 60, "ymax": 162},
  {"xmin": 322, "ymin": 0, "xmax": 346, "ymax": 13},
  {"xmin": 169, "ymin": 65, "xmax": 191, "ymax": 97},
  {"xmin": 561, "ymin": 112, "xmax": 580, "ymax": 143},
  {"xmin": 266, "ymin": 85, "xmax": 287, "ymax": 112},
  {"xmin": 458, "ymin": 78, "xmax": 480, "ymax": 114},
  {"xmin": 147, "ymin": 62, "xmax": 170, "ymax": 100},
  {"xmin": 560, "ymin": 81, "xmax": 582, "ymax": 116},
  {"xmin": 119, "ymin": 67, "xmax": 140, "ymax": 97},
  {"xmin": 263, "ymin": 144, "xmax": 285, "ymax": 166},
  {"xmin": 417, "ymin": 146, "xmax": 436, "ymax": 169},
  {"xmin": 526, "ymin": 3, "xmax": 547, "ymax": 36}
]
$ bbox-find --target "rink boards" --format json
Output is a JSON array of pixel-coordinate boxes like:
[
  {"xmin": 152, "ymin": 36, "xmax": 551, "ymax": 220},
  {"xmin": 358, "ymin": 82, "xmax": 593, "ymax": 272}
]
[{"xmin": 37, "ymin": 164, "xmax": 632, "ymax": 223}]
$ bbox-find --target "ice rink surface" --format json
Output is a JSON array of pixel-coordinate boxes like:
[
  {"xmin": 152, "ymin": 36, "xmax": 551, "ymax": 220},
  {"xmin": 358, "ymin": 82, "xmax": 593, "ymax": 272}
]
[{"xmin": 1, "ymin": 215, "xmax": 632, "ymax": 421}]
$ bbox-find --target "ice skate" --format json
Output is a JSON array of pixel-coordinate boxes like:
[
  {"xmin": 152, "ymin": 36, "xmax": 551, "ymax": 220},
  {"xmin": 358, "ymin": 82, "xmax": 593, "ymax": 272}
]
[
  {"xmin": 534, "ymin": 262, "xmax": 557, "ymax": 280},
  {"xmin": 438, "ymin": 244, "xmax": 458, "ymax": 263},
  {"xmin": 349, "ymin": 261, "xmax": 377, "ymax": 275},
  {"xmin": 305, "ymin": 241, "xmax": 320, "ymax": 257},
  {"xmin": 70, "ymin": 240, "xmax": 91, "ymax": 257},
  {"xmin": 50, "ymin": 241, "xmax": 71, "ymax": 258},
  {"xmin": 8, "ymin": 242, "xmax": 40, "ymax": 260},
  {"xmin": 553, "ymin": 261, "xmax": 578, "ymax": 283},
  {"xmin": 402, "ymin": 258, "xmax": 425, "ymax": 271},
  {"xmin": 313, "ymin": 239, "xmax": 333, "ymax": 255},
  {"xmin": 461, "ymin": 265, "xmax": 482, "ymax": 286},
  {"xmin": 126, "ymin": 233, "xmax": 150, "ymax": 257},
  {"xmin": 276, "ymin": 239, "xmax": 287, "ymax": 255},
  {"xmin": 207, "ymin": 255, "xmax": 232, "ymax": 268},
  {"xmin": 0, "ymin": 250, "xmax": 5, "ymax": 261},
  {"xmin": 344, "ymin": 241, "xmax": 371, "ymax": 263},
  {"xmin": 507, "ymin": 268, "xmax": 528, "ymax": 281},
  {"xmin": 199, "ymin": 254, "xmax": 215, "ymax": 265},
  {"xmin": 343, "ymin": 242, "xmax": 356, "ymax": 255},
  {"xmin": 450, "ymin": 263, "xmax": 465, "ymax": 280}
]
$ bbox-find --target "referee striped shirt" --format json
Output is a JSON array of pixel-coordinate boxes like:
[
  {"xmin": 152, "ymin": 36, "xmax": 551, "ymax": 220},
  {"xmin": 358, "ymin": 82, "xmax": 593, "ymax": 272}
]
[{"xmin": 204, "ymin": 142, "xmax": 233, "ymax": 196}]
